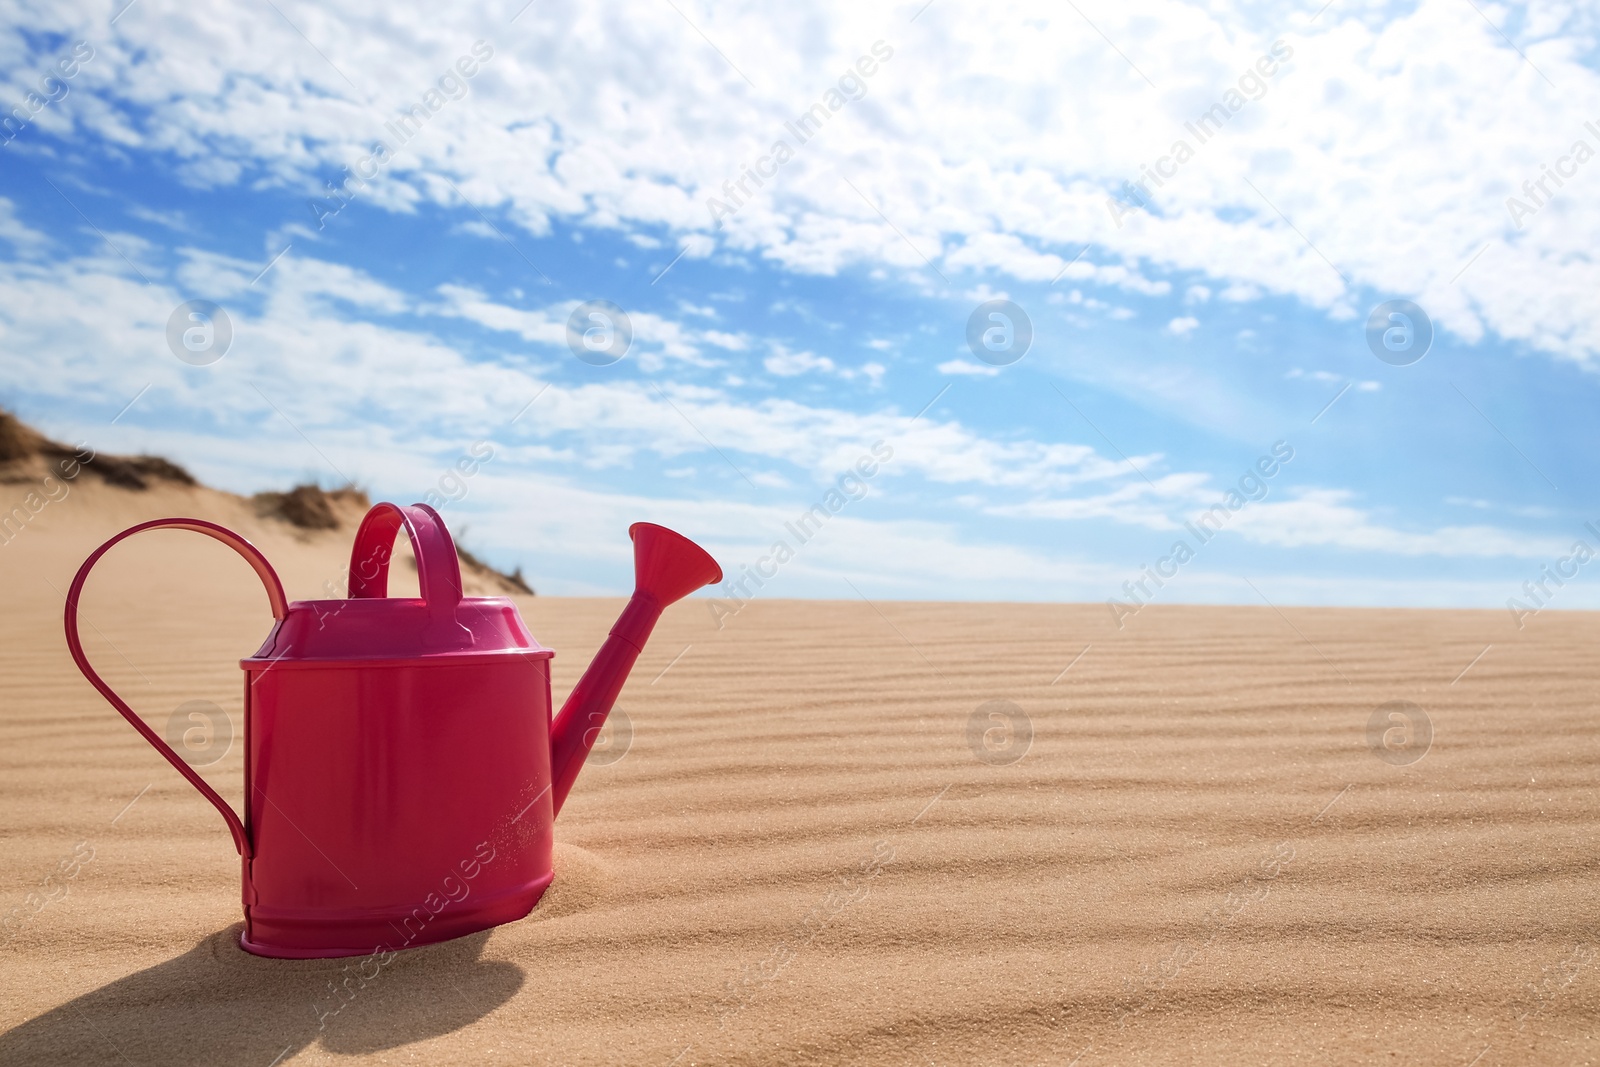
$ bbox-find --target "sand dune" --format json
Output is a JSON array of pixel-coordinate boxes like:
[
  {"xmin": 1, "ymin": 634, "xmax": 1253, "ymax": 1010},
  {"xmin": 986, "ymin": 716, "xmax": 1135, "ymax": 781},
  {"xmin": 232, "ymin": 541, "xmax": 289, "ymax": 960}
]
[{"xmin": 1, "ymin": 469, "xmax": 1597, "ymax": 1065}]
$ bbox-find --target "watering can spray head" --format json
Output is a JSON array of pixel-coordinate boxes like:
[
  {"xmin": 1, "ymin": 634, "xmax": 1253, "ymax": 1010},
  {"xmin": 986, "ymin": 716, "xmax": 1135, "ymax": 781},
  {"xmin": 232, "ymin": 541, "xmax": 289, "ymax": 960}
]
[{"xmin": 548, "ymin": 522, "xmax": 722, "ymax": 814}]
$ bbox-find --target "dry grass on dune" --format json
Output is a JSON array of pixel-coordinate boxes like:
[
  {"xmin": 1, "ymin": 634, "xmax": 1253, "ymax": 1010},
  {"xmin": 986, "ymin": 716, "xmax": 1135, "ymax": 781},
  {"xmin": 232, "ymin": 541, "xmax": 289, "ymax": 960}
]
[{"xmin": 0, "ymin": 409, "xmax": 529, "ymax": 596}]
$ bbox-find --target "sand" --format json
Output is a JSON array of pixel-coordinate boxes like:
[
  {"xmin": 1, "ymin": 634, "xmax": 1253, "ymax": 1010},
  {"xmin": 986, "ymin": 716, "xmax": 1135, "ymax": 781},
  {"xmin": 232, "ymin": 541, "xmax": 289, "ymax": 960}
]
[{"xmin": 1, "ymin": 476, "xmax": 1597, "ymax": 1065}]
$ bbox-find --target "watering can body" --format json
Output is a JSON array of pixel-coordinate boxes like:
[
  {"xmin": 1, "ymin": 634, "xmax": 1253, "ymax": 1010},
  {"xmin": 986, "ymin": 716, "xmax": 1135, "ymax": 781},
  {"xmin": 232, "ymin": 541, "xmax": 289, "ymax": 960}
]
[
  {"xmin": 239, "ymin": 610, "xmax": 556, "ymax": 958},
  {"xmin": 64, "ymin": 502, "xmax": 721, "ymax": 959}
]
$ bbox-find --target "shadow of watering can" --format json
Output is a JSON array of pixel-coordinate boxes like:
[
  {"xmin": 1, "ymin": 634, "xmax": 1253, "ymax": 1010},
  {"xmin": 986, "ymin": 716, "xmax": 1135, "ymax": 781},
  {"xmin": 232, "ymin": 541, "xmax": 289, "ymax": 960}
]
[{"xmin": 63, "ymin": 502, "xmax": 721, "ymax": 959}]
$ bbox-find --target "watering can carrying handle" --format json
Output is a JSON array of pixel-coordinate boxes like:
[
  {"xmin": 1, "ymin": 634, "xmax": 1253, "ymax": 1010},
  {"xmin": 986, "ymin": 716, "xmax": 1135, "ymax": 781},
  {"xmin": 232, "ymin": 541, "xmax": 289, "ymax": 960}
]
[
  {"xmin": 345, "ymin": 502, "xmax": 465, "ymax": 610},
  {"xmin": 63, "ymin": 519, "xmax": 289, "ymax": 859}
]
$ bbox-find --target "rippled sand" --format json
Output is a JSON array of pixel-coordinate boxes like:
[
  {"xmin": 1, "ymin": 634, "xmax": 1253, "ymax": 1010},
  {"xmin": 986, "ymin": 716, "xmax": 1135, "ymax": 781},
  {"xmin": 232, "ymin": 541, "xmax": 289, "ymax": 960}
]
[{"xmin": 0, "ymin": 478, "xmax": 1596, "ymax": 1065}]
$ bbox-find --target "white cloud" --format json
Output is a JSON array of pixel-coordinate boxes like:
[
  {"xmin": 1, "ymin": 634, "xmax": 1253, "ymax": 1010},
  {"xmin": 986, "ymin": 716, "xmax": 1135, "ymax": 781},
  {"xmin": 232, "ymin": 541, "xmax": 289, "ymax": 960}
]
[
  {"xmin": 990, "ymin": 472, "xmax": 1213, "ymax": 529},
  {"xmin": 0, "ymin": 247, "xmax": 1171, "ymax": 503},
  {"xmin": 998, "ymin": 480, "xmax": 1559, "ymax": 561},
  {"xmin": 937, "ymin": 359, "xmax": 1000, "ymax": 377},
  {"xmin": 761, "ymin": 345, "xmax": 882, "ymax": 385},
  {"xmin": 853, "ymin": 361, "xmax": 886, "ymax": 387},
  {"xmin": 0, "ymin": 198, "xmax": 49, "ymax": 253},
  {"xmin": 431, "ymin": 285, "xmax": 743, "ymax": 368},
  {"xmin": 3, "ymin": 2, "xmax": 1594, "ymax": 607},
  {"xmin": 0, "ymin": 243, "xmax": 1559, "ymax": 605},
  {"xmin": 449, "ymin": 219, "xmax": 499, "ymax": 240},
  {"xmin": 455, "ymin": 470, "xmax": 1129, "ymax": 599},
  {"xmin": 430, "ymin": 284, "xmax": 565, "ymax": 345},
  {"xmin": 1230, "ymin": 489, "xmax": 1562, "ymax": 558},
  {"xmin": 1444, "ymin": 496, "xmax": 1556, "ymax": 520},
  {"xmin": 1286, "ymin": 368, "xmax": 1341, "ymax": 383},
  {"xmin": 12, "ymin": 0, "xmax": 1600, "ymax": 362},
  {"xmin": 763, "ymin": 345, "xmax": 834, "ymax": 376},
  {"xmin": 699, "ymin": 329, "xmax": 746, "ymax": 350},
  {"xmin": 125, "ymin": 204, "xmax": 190, "ymax": 232}
]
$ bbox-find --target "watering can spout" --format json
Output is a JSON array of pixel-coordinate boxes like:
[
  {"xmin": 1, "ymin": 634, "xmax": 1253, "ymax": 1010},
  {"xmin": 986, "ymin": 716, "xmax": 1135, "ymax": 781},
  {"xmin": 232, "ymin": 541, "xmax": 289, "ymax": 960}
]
[{"xmin": 548, "ymin": 523, "xmax": 721, "ymax": 815}]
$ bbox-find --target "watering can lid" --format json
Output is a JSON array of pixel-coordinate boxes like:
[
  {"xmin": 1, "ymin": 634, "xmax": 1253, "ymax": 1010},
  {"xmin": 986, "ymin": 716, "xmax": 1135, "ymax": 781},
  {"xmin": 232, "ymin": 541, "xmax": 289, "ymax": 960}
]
[{"xmin": 242, "ymin": 502, "xmax": 550, "ymax": 667}]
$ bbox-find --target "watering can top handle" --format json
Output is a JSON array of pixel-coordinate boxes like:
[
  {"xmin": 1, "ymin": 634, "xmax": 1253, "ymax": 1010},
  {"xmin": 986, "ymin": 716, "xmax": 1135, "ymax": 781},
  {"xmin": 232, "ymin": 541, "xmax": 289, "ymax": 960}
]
[
  {"xmin": 63, "ymin": 518, "xmax": 287, "ymax": 859},
  {"xmin": 345, "ymin": 502, "xmax": 464, "ymax": 610}
]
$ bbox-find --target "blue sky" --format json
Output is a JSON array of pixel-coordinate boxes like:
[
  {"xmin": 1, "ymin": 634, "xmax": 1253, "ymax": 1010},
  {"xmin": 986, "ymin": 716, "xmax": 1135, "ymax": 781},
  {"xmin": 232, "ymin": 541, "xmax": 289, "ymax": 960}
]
[{"xmin": 0, "ymin": 0, "xmax": 1596, "ymax": 612}]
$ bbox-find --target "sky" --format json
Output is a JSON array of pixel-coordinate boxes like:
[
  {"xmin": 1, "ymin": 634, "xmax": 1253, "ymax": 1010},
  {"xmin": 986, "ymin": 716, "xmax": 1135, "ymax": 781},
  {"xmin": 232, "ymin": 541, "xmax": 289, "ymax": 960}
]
[{"xmin": 0, "ymin": 0, "xmax": 1597, "ymax": 615}]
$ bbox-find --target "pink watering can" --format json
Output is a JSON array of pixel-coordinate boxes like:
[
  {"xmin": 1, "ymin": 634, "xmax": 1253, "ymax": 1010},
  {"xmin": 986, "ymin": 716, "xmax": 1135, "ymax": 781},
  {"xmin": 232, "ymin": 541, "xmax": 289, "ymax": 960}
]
[{"xmin": 63, "ymin": 502, "xmax": 721, "ymax": 958}]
